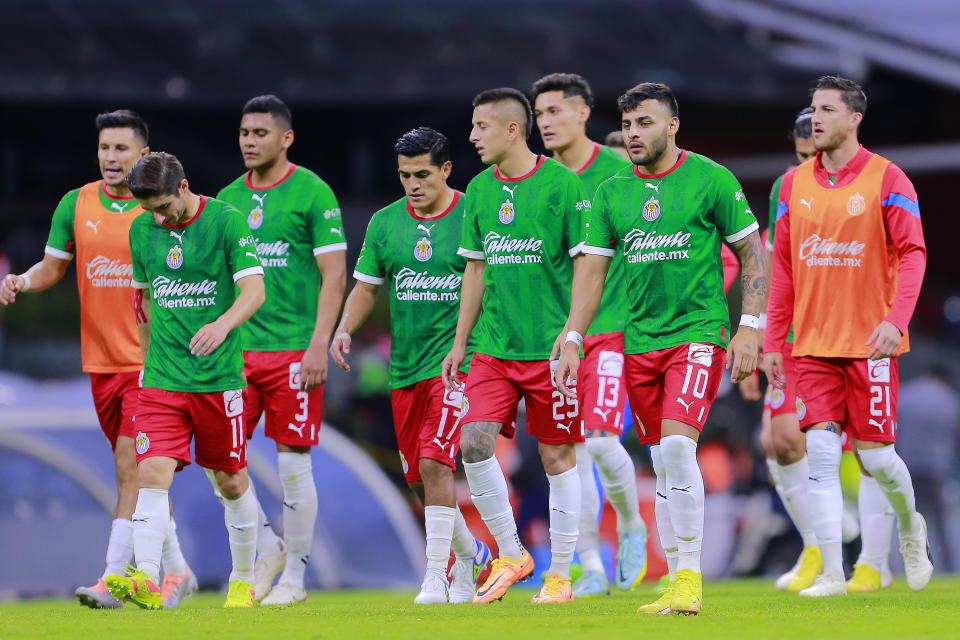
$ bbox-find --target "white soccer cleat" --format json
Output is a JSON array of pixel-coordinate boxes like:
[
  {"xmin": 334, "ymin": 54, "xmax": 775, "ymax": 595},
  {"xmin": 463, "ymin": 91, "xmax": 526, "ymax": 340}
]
[
  {"xmin": 414, "ymin": 571, "xmax": 449, "ymax": 605},
  {"xmin": 900, "ymin": 513, "xmax": 934, "ymax": 591},
  {"xmin": 798, "ymin": 571, "xmax": 847, "ymax": 597},
  {"xmin": 774, "ymin": 555, "xmax": 803, "ymax": 591},
  {"xmin": 253, "ymin": 540, "xmax": 287, "ymax": 601},
  {"xmin": 449, "ymin": 539, "xmax": 492, "ymax": 604},
  {"xmin": 75, "ymin": 578, "xmax": 123, "ymax": 609},
  {"xmin": 259, "ymin": 581, "xmax": 307, "ymax": 606}
]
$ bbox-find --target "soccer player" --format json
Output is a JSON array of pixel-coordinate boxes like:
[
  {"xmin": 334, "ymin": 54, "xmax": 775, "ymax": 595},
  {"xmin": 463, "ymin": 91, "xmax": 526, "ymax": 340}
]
[
  {"xmin": 530, "ymin": 72, "xmax": 648, "ymax": 597},
  {"xmin": 330, "ymin": 127, "xmax": 491, "ymax": 604},
  {"xmin": 215, "ymin": 95, "xmax": 347, "ymax": 605},
  {"xmin": 764, "ymin": 75, "xmax": 933, "ymax": 596},
  {"xmin": 440, "ymin": 87, "xmax": 589, "ymax": 604},
  {"xmin": 105, "ymin": 152, "xmax": 265, "ymax": 609},
  {"xmin": 553, "ymin": 83, "xmax": 766, "ymax": 615},
  {"xmin": 0, "ymin": 111, "xmax": 194, "ymax": 609}
]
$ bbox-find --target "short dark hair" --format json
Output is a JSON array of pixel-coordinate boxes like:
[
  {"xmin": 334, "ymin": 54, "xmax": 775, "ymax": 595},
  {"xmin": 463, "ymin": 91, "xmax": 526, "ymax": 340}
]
[
  {"xmin": 530, "ymin": 73, "xmax": 594, "ymax": 108},
  {"xmin": 604, "ymin": 131, "xmax": 625, "ymax": 148},
  {"xmin": 95, "ymin": 109, "xmax": 149, "ymax": 146},
  {"xmin": 811, "ymin": 75, "xmax": 867, "ymax": 116},
  {"xmin": 617, "ymin": 82, "xmax": 679, "ymax": 118},
  {"xmin": 127, "ymin": 152, "xmax": 185, "ymax": 199},
  {"xmin": 394, "ymin": 127, "xmax": 450, "ymax": 167},
  {"xmin": 242, "ymin": 94, "xmax": 293, "ymax": 130},
  {"xmin": 791, "ymin": 107, "xmax": 813, "ymax": 140},
  {"xmin": 472, "ymin": 87, "xmax": 534, "ymax": 138}
]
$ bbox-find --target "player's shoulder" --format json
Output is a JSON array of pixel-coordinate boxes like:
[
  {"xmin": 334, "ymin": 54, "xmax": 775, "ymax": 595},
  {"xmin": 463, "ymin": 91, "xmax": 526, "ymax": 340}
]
[
  {"xmin": 129, "ymin": 210, "xmax": 155, "ymax": 233},
  {"xmin": 540, "ymin": 155, "xmax": 578, "ymax": 179},
  {"xmin": 686, "ymin": 151, "xmax": 737, "ymax": 180},
  {"xmin": 595, "ymin": 145, "xmax": 632, "ymax": 169},
  {"xmin": 203, "ymin": 196, "xmax": 244, "ymax": 220},
  {"xmin": 291, "ymin": 165, "xmax": 336, "ymax": 193},
  {"xmin": 216, "ymin": 172, "xmax": 248, "ymax": 198},
  {"xmin": 369, "ymin": 196, "xmax": 408, "ymax": 224},
  {"xmin": 596, "ymin": 163, "xmax": 638, "ymax": 192}
]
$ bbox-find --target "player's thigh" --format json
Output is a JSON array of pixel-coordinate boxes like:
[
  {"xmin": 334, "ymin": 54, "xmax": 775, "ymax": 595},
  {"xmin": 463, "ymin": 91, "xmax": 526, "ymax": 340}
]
[
  {"xmin": 419, "ymin": 375, "xmax": 466, "ymax": 472},
  {"xmin": 623, "ymin": 353, "xmax": 665, "ymax": 445},
  {"xmin": 517, "ymin": 360, "xmax": 583, "ymax": 445},
  {"xmin": 795, "ymin": 356, "xmax": 847, "ymax": 430},
  {"xmin": 134, "ymin": 388, "xmax": 194, "ymax": 470},
  {"xmin": 191, "ymin": 389, "xmax": 248, "ymax": 473},
  {"xmin": 90, "ymin": 373, "xmax": 124, "ymax": 450},
  {"xmin": 580, "ymin": 333, "xmax": 628, "ymax": 435},
  {"xmin": 460, "ymin": 354, "xmax": 522, "ymax": 427},
  {"xmin": 660, "ymin": 343, "xmax": 725, "ymax": 433},
  {"xmin": 261, "ymin": 352, "xmax": 323, "ymax": 447},
  {"xmin": 241, "ymin": 351, "xmax": 267, "ymax": 439},
  {"xmin": 844, "ymin": 357, "xmax": 898, "ymax": 444}
]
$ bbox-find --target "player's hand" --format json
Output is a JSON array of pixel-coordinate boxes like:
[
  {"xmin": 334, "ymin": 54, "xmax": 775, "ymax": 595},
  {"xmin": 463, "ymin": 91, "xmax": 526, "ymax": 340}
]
[
  {"xmin": 189, "ymin": 320, "xmax": 229, "ymax": 356},
  {"xmin": 762, "ymin": 351, "xmax": 785, "ymax": 389},
  {"xmin": 329, "ymin": 331, "xmax": 352, "ymax": 372},
  {"xmin": 866, "ymin": 321, "xmax": 902, "ymax": 360},
  {"xmin": 441, "ymin": 344, "xmax": 466, "ymax": 392},
  {"xmin": 726, "ymin": 326, "xmax": 759, "ymax": 383},
  {"xmin": 553, "ymin": 342, "xmax": 580, "ymax": 400},
  {"xmin": 299, "ymin": 343, "xmax": 328, "ymax": 391},
  {"xmin": 549, "ymin": 329, "xmax": 566, "ymax": 361},
  {"xmin": 738, "ymin": 370, "xmax": 762, "ymax": 401},
  {"xmin": 0, "ymin": 274, "xmax": 26, "ymax": 305}
]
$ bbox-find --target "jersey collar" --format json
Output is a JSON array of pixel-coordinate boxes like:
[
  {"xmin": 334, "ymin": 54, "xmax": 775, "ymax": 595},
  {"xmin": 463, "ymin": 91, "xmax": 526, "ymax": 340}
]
[
  {"xmin": 633, "ymin": 149, "xmax": 688, "ymax": 179},
  {"xmin": 161, "ymin": 195, "xmax": 207, "ymax": 229},
  {"xmin": 575, "ymin": 143, "xmax": 602, "ymax": 175},
  {"xmin": 813, "ymin": 144, "xmax": 872, "ymax": 189},
  {"xmin": 100, "ymin": 181, "xmax": 136, "ymax": 201},
  {"xmin": 406, "ymin": 190, "xmax": 461, "ymax": 221},
  {"xmin": 244, "ymin": 163, "xmax": 297, "ymax": 190},
  {"xmin": 494, "ymin": 155, "xmax": 545, "ymax": 182}
]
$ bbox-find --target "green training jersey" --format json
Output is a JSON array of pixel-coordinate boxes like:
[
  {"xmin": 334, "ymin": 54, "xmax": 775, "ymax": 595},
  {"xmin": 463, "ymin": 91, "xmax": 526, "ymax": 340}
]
[
  {"xmin": 575, "ymin": 144, "xmax": 631, "ymax": 336},
  {"xmin": 767, "ymin": 172, "xmax": 794, "ymax": 343},
  {"xmin": 584, "ymin": 151, "xmax": 759, "ymax": 354},
  {"xmin": 459, "ymin": 156, "xmax": 588, "ymax": 360},
  {"xmin": 354, "ymin": 191, "xmax": 471, "ymax": 388},
  {"xmin": 217, "ymin": 165, "xmax": 345, "ymax": 352},
  {"xmin": 130, "ymin": 197, "xmax": 264, "ymax": 392}
]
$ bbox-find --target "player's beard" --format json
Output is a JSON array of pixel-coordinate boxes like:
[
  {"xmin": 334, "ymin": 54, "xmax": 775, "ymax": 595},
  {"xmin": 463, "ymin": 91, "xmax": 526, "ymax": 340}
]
[
  {"xmin": 631, "ymin": 131, "xmax": 669, "ymax": 167},
  {"xmin": 814, "ymin": 128, "xmax": 846, "ymax": 153}
]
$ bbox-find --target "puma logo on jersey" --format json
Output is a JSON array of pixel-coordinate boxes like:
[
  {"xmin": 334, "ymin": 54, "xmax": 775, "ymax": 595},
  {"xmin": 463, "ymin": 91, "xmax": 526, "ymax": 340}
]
[
  {"xmin": 288, "ymin": 423, "xmax": 305, "ymax": 437},
  {"xmin": 869, "ymin": 418, "xmax": 886, "ymax": 433},
  {"xmin": 557, "ymin": 422, "xmax": 572, "ymax": 434},
  {"xmin": 110, "ymin": 202, "xmax": 129, "ymax": 212},
  {"xmin": 501, "ymin": 184, "xmax": 517, "ymax": 197},
  {"xmin": 86, "ymin": 220, "xmax": 101, "ymax": 233},
  {"xmin": 800, "ymin": 198, "xmax": 814, "ymax": 211},
  {"xmin": 676, "ymin": 397, "xmax": 694, "ymax": 414},
  {"xmin": 169, "ymin": 230, "xmax": 185, "ymax": 243},
  {"xmin": 593, "ymin": 407, "xmax": 612, "ymax": 422},
  {"xmin": 417, "ymin": 223, "xmax": 436, "ymax": 237},
  {"xmin": 330, "ymin": 227, "xmax": 343, "ymax": 237},
  {"xmin": 644, "ymin": 181, "xmax": 661, "ymax": 194},
  {"xmin": 251, "ymin": 193, "xmax": 267, "ymax": 207}
]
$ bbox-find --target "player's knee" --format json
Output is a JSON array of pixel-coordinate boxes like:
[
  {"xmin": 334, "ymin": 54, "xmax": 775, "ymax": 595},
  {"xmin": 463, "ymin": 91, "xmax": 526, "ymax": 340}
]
[
  {"xmin": 459, "ymin": 424, "xmax": 490, "ymax": 463},
  {"xmin": 584, "ymin": 434, "xmax": 619, "ymax": 459},
  {"xmin": 806, "ymin": 431, "xmax": 842, "ymax": 476},
  {"xmin": 856, "ymin": 444, "xmax": 897, "ymax": 483},
  {"xmin": 418, "ymin": 458, "xmax": 450, "ymax": 483},
  {"xmin": 217, "ymin": 472, "xmax": 249, "ymax": 500},
  {"xmin": 659, "ymin": 434, "xmax": 695, "ymax": 468},
  {"xmin": 538, "ymin": 442, "xmax": 575, "ymax": 474},
  {"xmin": 771, "ymin": 427, "xmax": 804, "ymax": 463}
]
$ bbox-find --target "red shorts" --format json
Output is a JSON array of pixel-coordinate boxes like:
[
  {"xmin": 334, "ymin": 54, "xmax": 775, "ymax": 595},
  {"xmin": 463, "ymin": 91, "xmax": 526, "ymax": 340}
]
[
  {"xmin": 763, "ymin": 342, "xmax": 799, "ymax": 419},
  {"xmin": 134, "ymin": 387, "xmax": 248, "ymax": 473},
  {"xmin": 462, "ymin": 353, "xmax": 583, "ymax": 445},
  {"xmin": 243, "ymin": 350, "xmax": 323, "ymax": 447},
  {"xmin": 90, "ymin": 371, "xmax": 141, "ymax": 450},
  {"xmin": 391, "ymin": 374, "xmax": 467, "ymax": 483},
  {"xmin": 624, "ymin": 343, "xmax": 725, "ymax": 445},
  {"xmin": 579, "ymin": 332, "xmax": 628, "ymax": 435},
  {"xmin": 795, "ymin": 356, "xmax": 899, "ymax": 443}
]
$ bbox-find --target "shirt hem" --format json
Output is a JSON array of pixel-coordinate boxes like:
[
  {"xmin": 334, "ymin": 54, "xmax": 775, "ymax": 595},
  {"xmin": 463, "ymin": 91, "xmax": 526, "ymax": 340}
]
[
  {"xmin": 234, "ymin": 266, "xmax": 265, "ymax": 282},
  {"xmin": 354, "ymin": 271, "xmax": 384, "ymax": 285},
  {"xmin": 725, "ymin": 221, "xmax": 759, "ymax": 243},
  {"xmin": 457, "ymin": 247, "xmax": 484, "ymax": 260},
  {"xmin": 581, "ymin": 245, "xmax": 615, "ymax": 257},
  {"xmin": 44, "ymin": 245, "xmax": 74, "ymax": 260},
  {"xmin": 314, "ymin": 242, "xmax": 347, "ymax": 256}
]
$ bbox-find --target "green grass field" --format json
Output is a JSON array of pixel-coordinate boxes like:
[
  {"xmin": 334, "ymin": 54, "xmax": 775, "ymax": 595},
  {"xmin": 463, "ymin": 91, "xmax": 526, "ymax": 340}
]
[{"xmin": 2, "ymin": 578, "xmax": 958, "ymax": 640}]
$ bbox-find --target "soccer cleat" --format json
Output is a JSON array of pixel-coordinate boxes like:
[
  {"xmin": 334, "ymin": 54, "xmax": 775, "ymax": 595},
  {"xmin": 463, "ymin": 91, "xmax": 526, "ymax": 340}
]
[
  {"xmin": 105, "ymin": 565, "xmax": 162, "ymax": 610},
  {"xmin": 260, "ymin": 581, "xmax": 307, "ymax": 606},
  {"xmin": 669, "ymin": 569, "xmax": 702, "ymax": 615},
  {"xmin": 472, "ymin": 549, "xmax": 534, "ymax": 604},
  {"xmin": 414, "ymin": 570, "xmax": 449, "ymax": 605},
  {"xmin": 900, "ymin": 513, "xmax": 934, "ymax": 591},
  {"xmin": 223, "ymin": 580, "xmax": 256, "ymax": 608},
  {"xmin": 75, "ymin": 578, "xmax": 123, "ymax": 609},
  {"xmin": 161, "ymin": 565, "xmax": 198, "ymax": 608},
  {"xmin": 572, "ymin": 570, "xmax": 610, "ymax": 597},
  {"xmin": 638, "ymin": 579, "xmax": 674, "ymax": 615},
  {"xmin": 615, "ymin": 527, "xmax": 649, "ymax": 590},
  {"xmin": 531, "ymin": 573, "xmax": 572, "ymax": 604},
  {"xmin": 253, "ymin": 539, "xmax": 287, "ymax": 601},
  {"xmin": 449, "ymin": 539, "xmax": 492, "ymax": 604},
  {"xmin": 786, "ymin": 546, "xmax": 823, "ymax": 593},
  {"xmin": 846, "ymin": 563, "xmax": 883, "ymax": 592},
  {"xmin": 798, "ymin": 571, "xmax": 847, "ymax": 597}
]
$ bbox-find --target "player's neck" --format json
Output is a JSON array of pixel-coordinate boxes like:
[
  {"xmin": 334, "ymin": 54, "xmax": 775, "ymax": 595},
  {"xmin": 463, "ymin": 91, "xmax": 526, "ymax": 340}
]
[
  {"xmin": 496, "ymin": 147, "xmax": 538, "ymax": 179},
  {"xmin": 553, "ymin": 136, "xmax": 595, "ymax": 172},
  {"xmin": 250, "ymin": 158, "xmax": 292, "ymax": 188},
  {"xmin": 820, "ymin": 137, "xmax": 860, "ymax": 173},
  {"xmin": 416, "ymin": 186, "xmax": 455, "ymax": 218},
  {"xmin": 175, "ymin": 192, "xmax": 201, "ymax": 225},
  {"xmin": 104, "ymin": 182, "xmax": 133, "ymax": 199},
  {"xmin": 636, "ymin": 143, "xmax": 681, "ymax": 176}
]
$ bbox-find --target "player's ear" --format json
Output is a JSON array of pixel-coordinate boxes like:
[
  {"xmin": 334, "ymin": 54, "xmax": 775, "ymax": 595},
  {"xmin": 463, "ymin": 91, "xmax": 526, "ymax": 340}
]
[
  {"xmin": 440, "ymin": 161, "xmax": 452, "ymax": 181},
  {"xmin": 179, "ymin": 178, "xmax": 189, "ymax": 195},
  {"xmin": 850, "ymin": 112, "xmax": 863, "ymax": 130},
  {"xmin": 669, "ymin": 116, "xmax": 680, "ymax": 136},
  {"xmin": 579, "ymin": 104, "xmax": 591, "ymax": 125},
  {"xmin": 140, "ymin": 146, "xmax": 151, "ymax": 158},
  {"xmin": 281, "ymin": 128, "xmax": 294, "ymax": 150}
]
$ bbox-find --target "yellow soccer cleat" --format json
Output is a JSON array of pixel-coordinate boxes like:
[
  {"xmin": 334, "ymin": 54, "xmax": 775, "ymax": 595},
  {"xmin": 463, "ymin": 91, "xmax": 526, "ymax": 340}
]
[
  {"xmin": 787, "ymin": 546, "xmax": 823, "ymax": 593},
  {"xmin": 105, "ymin": 565, "xmax": 162, "ymax": 610},
  {"xmin": 223, "ymin": 580, "xmax": 256, "ymax": 608},
  {"xmin": 472, "ymin": 549, "xmax": 534, "ymax": 604},
  {"xmin": 531, "ymin": 573, "xmax": 573, "ymax": 604},
  {"xmin": 669, "ymin": 569, "xmax": 702, "ymax": 616},
  {"xmin": 637, "ymin": 578, "xmax": 675, "ymax": 615},
  {"xmin": 846, "ymin": 563, "xmax": 883, "ymax": 592}
]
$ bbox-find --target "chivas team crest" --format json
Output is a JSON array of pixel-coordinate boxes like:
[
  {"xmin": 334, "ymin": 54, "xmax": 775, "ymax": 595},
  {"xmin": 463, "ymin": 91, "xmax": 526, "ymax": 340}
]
[
  {"xmin": 498, "ymin": 200, "xmax": 515, "ymax": 224},
  {"xmin": 135, "ymin": 431, "xmax": 150, "ymax": 454},
  {"xmin": 248, "ymin": 207, "xmax": 264, "ymax": 230},
  {"xmin": 847, "ymin": 192, "xmax": 866, "ymax": 216},
  {"xmin": 642, "ymin": 196, "xmax": 661, "ymax": 222},
  {"xmin": 166, "ymin": 245, "xmax": 184, "ymax": 269},
  {"xmin": 414, "ymin": 236, "xmax": 433, "ymax": 262}
]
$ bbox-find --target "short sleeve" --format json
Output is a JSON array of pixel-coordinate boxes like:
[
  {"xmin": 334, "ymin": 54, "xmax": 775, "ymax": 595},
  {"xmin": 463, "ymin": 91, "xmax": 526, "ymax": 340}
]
[
  {"xmin": 563, "ymin": 173, "xmax": 588, "ymax": 257},
  {"xmin": 457, "ymin": 185, "xmax": 484, "ymax": 260},
  {"xmin": 353, "ymin": 215, "xmax": 385, "ymax": 285},
  {"xmin": 45, "ymin": 189, "xmax": 81, "ymax": 259},
  {"xmin": 766, "ymin": 174, "xmax": 783, "ymax": 250},
  {"xmin": 129, "ymin": 223, "xmax": 148, "ymax": 289},
  {"xmin": 308, "ymin": 181, "xmax": 347, "ymax": 256},
  {"xmin": 712, "ymin": 166, "xmax": 759, "ymax": 242},
  {"xmin": 224, "ymin": 210, "xmax": 265, "ymax": 281},
  {"xmin": 582, "ymin": 181, "xmax": 616, "ymax": 257}
]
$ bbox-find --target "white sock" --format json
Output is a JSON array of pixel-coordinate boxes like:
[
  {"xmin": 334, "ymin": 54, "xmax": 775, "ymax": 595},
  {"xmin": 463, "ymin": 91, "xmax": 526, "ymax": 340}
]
[
  {"xmin": 857, "ymin": 446, "xmax": 920, "ymax": 536},
  {"xmin": 546, "ymin": 467, "xmax": 580, "ymax": 577},
  {"xmin": 857, "ymin": 473, "xmax": 895, "ymax": 572},
  {"xmin": 223, "ymin": 486, "xmax": 258, "ymax": 583},
  {"xmin": 806, "ymin": 430, "xmax": 843, "ymax": 576},
  {"xmin": 132, "ymin": 489, "xmax": 169, "ymax": 583},
  {"xmin": 161, "ymin": 516, "xmax": 188, "ymax": 576},
  {"xmin": 650, "ymin": 445, "xmax": 678, "ymax": 578},
  {"xmin": 586, "ymin": 436, "xmax": 644, "ymax": 536},
  {"xmin": 206, "ymin": 468, "xmax": 282, "ymax": 556},
  {"xmin": 774, "ymin": 456, "xmax": 818, "ymax": 549},
  {"xmin": 576, "ymin": 444, "xmax": 605, "ymax": 574},
  {"xmin": 660, "ymin": 435, "xmax": 704, "ymax": 574},
  {"xmin": 451, "ymin": 506, "xmax": 476, "ymax": 560},
  {"xmin": 277, "ymin": 452, "xmax": 318, "ymax": 586},
  {"xmin": 424, "ymin": 505, "xmax": 455, "ymax": 574},
  {"xmin": 463, "ymin": 457, "xmax": 523, "ymax": 559},
  {"xmin": 102, "ymin": 518, "xmax": 134, "ymax": 579}
]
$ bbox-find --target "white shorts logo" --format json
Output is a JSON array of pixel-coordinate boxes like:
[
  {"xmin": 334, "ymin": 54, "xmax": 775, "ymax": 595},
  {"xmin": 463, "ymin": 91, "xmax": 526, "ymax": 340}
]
[
  {"xmin": 399, "ymin": 451, "xmax": 409, "ymax": 474},
  {"xmin": 597, "ymin": 350, "xmax": 624, "ymax": 377},
  {"xmin": 796, "ymin": 396, "xmax": 807, "ymax": 421},
  {"xmin": 222, "ymin": 390, "xmax": 244, "ymax": 418},
  {"xmin": 288, "ymin": 362, "xmax": 302, "ymax": 390},
  {"xmin": 771, "ymin": 387, "xmax": 785, "ymax": 409},
  {"xmin": 135, "ymin": 431, "xmax": 150, "ymax": 454},
  {"xmin": 687, "ymin": 343, "xmax": 714, "ymax": 367},
  {"xmin": 868, "ymin": 359, "xmax": 890, "ymax": 383}
]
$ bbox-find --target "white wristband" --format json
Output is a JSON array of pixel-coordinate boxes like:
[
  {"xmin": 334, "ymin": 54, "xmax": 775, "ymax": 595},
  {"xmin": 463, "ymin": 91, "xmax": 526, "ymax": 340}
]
[
  {"xmin": 20, "ymin": 274, "xmax": 31, "ymax": 292},
  {"xmin": 739, "ymin": 314, "xmax": 760, "ymax": 330},
  {"xmin": 759, "ymin": 313, "xmax": 767, "ymax": 329},
  {"xmin": 564, "ymin": 330, "xmax": 584, "ymax": 350}
]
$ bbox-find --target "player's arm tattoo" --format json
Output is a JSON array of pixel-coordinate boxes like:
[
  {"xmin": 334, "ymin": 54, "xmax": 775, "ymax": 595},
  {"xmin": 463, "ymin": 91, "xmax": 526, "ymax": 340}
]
[
  {"xmin": 460, "ymin": 421, "xmax": 502, "ymax": 462},
  {"xmin": 731, "ymin": 231, "xmax": 767, "ymax": 317}
]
